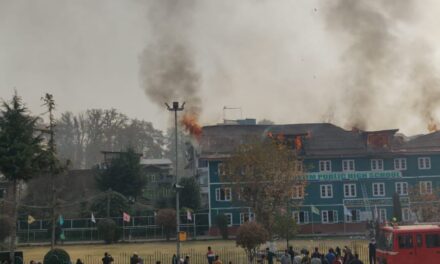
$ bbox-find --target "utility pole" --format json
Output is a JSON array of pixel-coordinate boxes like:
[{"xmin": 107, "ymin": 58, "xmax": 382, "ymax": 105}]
[
  {"xmin": 106, "ymin": 188, "xmax": 112, "ymax": 218},
  {"xmin": 166, "ymin": 101, "xmax": 185, "ymax": 261}
]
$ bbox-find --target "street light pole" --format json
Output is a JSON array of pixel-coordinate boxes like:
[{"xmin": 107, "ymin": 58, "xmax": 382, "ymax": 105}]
[{"xmin": 166, "ymin": 101, "xmax": 185, "ymax": 262}]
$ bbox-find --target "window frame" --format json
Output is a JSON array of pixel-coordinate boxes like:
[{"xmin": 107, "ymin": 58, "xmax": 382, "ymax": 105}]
[
  {"xmin": 291, "ymin": 185, "xmax": 304, "ymax": 199},
  {"xmin": 418, "ymin": 157, "xmax": 431, "ymax": 170},
  {"xmin": 224, "ymin": 213, "xmax": 233, "ymax": 227},
  {"xmin": 240, "ymin": 212, "xmax": 254, "ymax": 225},
  {"xmin": 215, "ymin": 188, "xmax": 232, "ymax": 202},
  {"xmin": 292, "ymin": 211, "xmax": 309, "ymax": 225},
  {"xmin": 420, "ymin": 181, "xmax": 433, "ymax": 195},
  {"xmin": 372, "ymin": 182, "xmax": 386, "ymax": 197},
  {"xmin": 320, "ymin": 184, "xmax": 333, "ymax": 198},
  {"xmin": 343, "ymin": 183, "xmax": 357, "ymax": 198},
  {"xmin": 321, "ymin": 210, "xmax": 338, "ymax": 224},
  {"xmin": 402, "ymin": 208, "xmax": 410, "ymax": 222},
  {"xmin": 342, "ymin": 159, "xmax": 355, "ymax": 172},
  {"xmin": 395, "ymin": 182, "xmax": 408, "ymax": 196},
  {"xmin": 345, "ymin": 209, "xmax": 361, "ymax": 223},
  {"xmin": 394, "ymin": 158, "xmax": 407, "ymax": 170},
  {"xmin": 371, "ymin": 159, "xmax": 384, "ymax": 171},
  {"xmin": 319, "ymin": 160, "xmax": 332, "ymax": 172}
]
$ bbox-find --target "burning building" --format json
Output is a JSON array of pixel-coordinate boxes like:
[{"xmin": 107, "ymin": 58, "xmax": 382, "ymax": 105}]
[{"xmin": 196, "ymin": 120, "xmax": 440, "ymax": 235}]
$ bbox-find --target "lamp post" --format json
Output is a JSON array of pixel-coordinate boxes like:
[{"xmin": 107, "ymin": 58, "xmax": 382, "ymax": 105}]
[{"xmin": 166, "ymin": 101, "xmax": 185, "ymax": 261}]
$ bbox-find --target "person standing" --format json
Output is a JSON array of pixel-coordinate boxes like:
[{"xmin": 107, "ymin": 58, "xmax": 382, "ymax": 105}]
[
  {"xmin": 280, "ymin": 250, "xmax": 292, "ymax": 264},
  {"xmin": 368, "ymin": 239, "xmax": 376, "ymax": 264},
  {"xmin": 102, "ymin": 253, "xmax": 113, "ymax": 264},
  {"xmin": 213, "ymin": 256, "xmax": 222, "ymax": 264},
  {"xmin": 266, "ymin": 248, "xmax": 276, "ymax": 264},
  {"xmin": 311, "ymin": 248, "xmax": 321, "ymax": 259},
  {"xmin": 183, "ymin": 256, "xmax": 190, "ymax": 264},
  {"xmin": 207, "ymin": 247, "xmax": 215, "ymax": 264},
  {"xmin": 350, "ymin": 254, "xmax": 363, "ymax": 264},
  {"xmin": 288, "ymin": 246, "xmax": 296, "ymax": 264},
  {"xmin": 325, "ymin": 249, "xmax": 335, "ymax": 264}
]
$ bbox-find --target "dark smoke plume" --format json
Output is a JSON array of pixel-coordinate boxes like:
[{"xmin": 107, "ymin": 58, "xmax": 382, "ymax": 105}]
[
  {"xmin": 139, "ymin": 0, "xmax": 201, "ymax": 115},
  {"xmin": 325, "ymin": 0, "xmax": 440, "ymax": 131}
]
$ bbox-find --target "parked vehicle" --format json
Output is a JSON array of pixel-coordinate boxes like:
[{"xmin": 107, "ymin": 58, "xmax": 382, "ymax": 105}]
[{"xmin": 376, "ymin": 224, "xmax": 440, "ymax": 264}]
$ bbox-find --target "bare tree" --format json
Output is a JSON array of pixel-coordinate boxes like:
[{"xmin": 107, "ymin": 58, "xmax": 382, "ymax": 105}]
[{"xmin": 221, "ymin": 138, "xmax": 306, "ymax": 237}]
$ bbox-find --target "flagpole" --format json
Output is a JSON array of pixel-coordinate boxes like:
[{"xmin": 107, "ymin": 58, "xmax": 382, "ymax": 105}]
[
  {"xmin": 27, "ymin": 221, "xmax": 30, "ymax": 243},
  {"xmin": 311, "ymin": 205, "xmax": 314, "ymax": 234},
  {"xmin": 193, "ymin": 213, "xmax": 196, "ymax": 240},
  {"xmin": 123, "ymin": 217, "xmax": 125, "ymax": 242}
]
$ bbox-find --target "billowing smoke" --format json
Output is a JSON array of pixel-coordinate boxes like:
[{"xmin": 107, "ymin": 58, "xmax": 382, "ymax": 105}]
[
  {"xmin": 139, "ymin": 0, "xmax": 201, "ymax": 116},
  {"xmin": 325, "ymin": 0, "xmax": 440, "ymax": 131}
]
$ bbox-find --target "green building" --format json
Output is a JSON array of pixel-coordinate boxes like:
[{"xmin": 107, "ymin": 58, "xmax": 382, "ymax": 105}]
[{"xmin": 198, "ymin": 123, "xmax": 440, "ymax": 235}]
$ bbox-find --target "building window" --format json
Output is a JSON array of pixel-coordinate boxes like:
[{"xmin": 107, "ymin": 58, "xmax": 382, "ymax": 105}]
[
  {"xmin": 418, "ymin": 157, "xmax": 431, "ymax": 170},
  {"xmin": 293, "ymin": 211, "xmax": 309, "ymax": 224},
  {"xmin": 371, "ymin": 159, "xmax": 384, "ymax": 171},
  {"xmin": 322, "ymin": 210, "xmax": 338, "ymax": 224},
  {"xmin": 344, "ymin": 184, "xmax": 357, "ymax": 198},
  {"xmin": 420, "ymin": 181, "xmax": 433, "ymax": 195},
  {"xmin": 198, "ymin": 159, "xmax": 208, "ymax": 168},
  {"xmin": 345, "ymin": 209, "xmax": 361, "ymax": 222},
  {"xmin": 394, "ymin": 158, "xmax": 407, "ymax": 170},
  {"xmin": 240, "ymin": 212, "xmax": 254, "ymax": 224},
  {"xmin": 320, "ymin": 184, "xmax": 333, "ymax": 198},
  {"xmin": 215, "ymin": 188, "xmax": 232, "ymax": 201},
  {"xmin": 398, "ymin": 234, "xmax": 414, "ymax": 249},
  {"xmin": 377, "ymin": 208, "xmax": 387, "ymax": 222},
  {"xmin": 224, "ymin": 213, "xmax": 233, "ymax": 227},
  {"xmin": 395, "ymin": 182, "xmax": 408, "ymax": 196},
  {"xmin": 292, "ymin": 186, "xmax": 304, "ymax": 199},
  {"xmin": 402, "ymin": 208, "xmax": 410, "ymax": 222},
  {"xmin": 372, "ymin": 183, "xmax": 385, "ymax": 197},
  {"xmin": 319, "ymin": 160, "xmax": 332, "ymax": 172},
  {"xmin": 342, "ymin": 160, "xmax": 355, "ymax": 172},
  {"xmin": 295, "ymin": 161, "xmax": 303, "ymax": 172}
]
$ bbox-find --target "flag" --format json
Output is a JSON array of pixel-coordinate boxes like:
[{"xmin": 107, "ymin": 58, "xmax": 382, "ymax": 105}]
[
  {"xmin": 27, "ymin": 215, "xmax": 35, "ymax": 225},
  {"xmin": 374, "ymin": 205, "xmax": 379, "ymax": 221},
  {"xmin": 344, "ymin": 206, "xmax": 352, "ymax": 217},
  {"xmin": 186, "ymin": 210, "xmax": 192, "ymax": 221},
  {"xmin": 123, "ymin": 212, "xmax": 131, "ymax": 222},
  {"xmin": 91, "ymin": 213, "xmax": 96, "ymax": 224},
  {"xmin": 311, "ymin": 205, "xmax": 320, "ymax": 215},
  {"xmin": 60, "ymin": 230, "xmax": 65, "ymax": 240},
  {"xmin": 58, "ymin": 215, "xmax": 64, "ymax": 226}
]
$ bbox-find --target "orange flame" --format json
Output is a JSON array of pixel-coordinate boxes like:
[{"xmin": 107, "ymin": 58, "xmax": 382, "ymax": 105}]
[
  {"xmin": 428, "ymin": 122, "xmax": 438, "ymax": 133},
  {"xmin": 181, "ymin": 114, "xmax": 202, "ymax": 138}
]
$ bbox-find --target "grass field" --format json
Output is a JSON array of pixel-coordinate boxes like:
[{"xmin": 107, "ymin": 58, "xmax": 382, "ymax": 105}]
[{"xmin": 18, "ymin": 238, "xmax": 369, "ymax": 264}]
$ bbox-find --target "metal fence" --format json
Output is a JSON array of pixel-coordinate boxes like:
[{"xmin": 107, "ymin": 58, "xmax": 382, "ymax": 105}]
[
  {"xmin": 17, "ymin": 213, "xmax": 210, "ymax": 244},
  {"xmin": 22, "ymin": 241, "xmax": 370, "ymax": 264}
]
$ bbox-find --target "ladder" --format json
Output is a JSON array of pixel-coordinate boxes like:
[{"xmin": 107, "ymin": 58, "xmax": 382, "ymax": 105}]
[{"xmin": 361, "ymin": 182, "xmax": 375, "ymax": 238}]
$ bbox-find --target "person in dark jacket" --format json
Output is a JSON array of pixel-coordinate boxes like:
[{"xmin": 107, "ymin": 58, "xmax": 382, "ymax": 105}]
[{"xmin": 368, "ymin": 239, "xmax": 376, "ymax": 264}]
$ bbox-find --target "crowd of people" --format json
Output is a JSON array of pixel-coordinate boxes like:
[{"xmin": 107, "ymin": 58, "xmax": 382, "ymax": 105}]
[
  {"xmin": 265, "ymin": 246, "xmax": 366, "ymax": 264},
  {"xmin": 23, "ymin": 240, "xmax": 375, "ymax": 264}
]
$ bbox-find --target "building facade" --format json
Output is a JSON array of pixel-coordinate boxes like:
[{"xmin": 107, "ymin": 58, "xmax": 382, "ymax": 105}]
[{"xmin": 198, "ymin": 123, "xmax": 440, "ymax": 234}]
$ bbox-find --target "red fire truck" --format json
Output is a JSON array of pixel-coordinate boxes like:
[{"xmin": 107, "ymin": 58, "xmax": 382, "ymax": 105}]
[{"xmin": 376, "ymin": 224, "xmax": 440, "ymax": 264}]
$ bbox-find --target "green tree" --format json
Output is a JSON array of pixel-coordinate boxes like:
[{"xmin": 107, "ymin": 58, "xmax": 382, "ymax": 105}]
[
  {"xmin": 155, "ymin": 208, "xmax": 177, "ymax": 241},
  {"xmin": 236, "ymin": 221, "xmax": 269, "ymax": 264},
  {"xmin": 272, "ymin": 210, "xmax": 299, "ymax": 248},
  {"xmin": 215, "ymin": 214, "xmax": 229, "ymax": 239},
  {"xmin": 173, "ymin": 177, "xmax": 201, "ymax": 210},
  {"xmin": 221, "ymin": 138, "xmax": 305, "ymax": 237},
  {"xmin": 0, "ymin": 93, "xmax": 47, "ymax": 263},
  {"xmin": 95, "ymin": 148, "xmax": 145, "ymax": 199},
  {"xmin": 392, "ymin": 192, "xmax": 402, "ymax": 222}
]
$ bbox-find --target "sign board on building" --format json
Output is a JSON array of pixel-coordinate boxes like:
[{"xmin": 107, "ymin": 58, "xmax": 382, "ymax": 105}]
[
  {"xmin": 304, "ymin": 171, "xmax": 402, "ymax": 181},
  {"xmin": 344, "ymin": 197, "xmax": 410, "ymax": 207}
]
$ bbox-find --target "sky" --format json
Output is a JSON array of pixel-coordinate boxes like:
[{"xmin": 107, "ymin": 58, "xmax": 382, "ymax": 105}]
[{"xmin": 1, "ymin": 0, "xmax": 440, "ymax": 136}]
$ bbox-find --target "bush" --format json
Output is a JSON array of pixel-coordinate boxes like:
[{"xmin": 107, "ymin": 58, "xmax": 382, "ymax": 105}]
[
  {"xmin": 97, "ymin": 218, "xmax": 118, "ymax": 244},
  {"xmin": 0, "ymin": 216, "xmax": 12, "ymax": 242},
  {"xmin": 43, "ymin": 248, "xmax": 70, "ymax": 264},
  {"xmin": 236, "ymin": 222, "xmax": 269, "ymax": 264},
  {"xmin": 155, "ymin": 209, "xmax": 176, "ymax": 241},
  {"xmin": 215, "ymin": 214, "xmax": 229, "ymax": 239}
]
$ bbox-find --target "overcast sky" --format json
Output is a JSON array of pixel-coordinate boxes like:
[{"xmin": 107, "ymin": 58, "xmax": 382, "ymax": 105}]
[{"xmin": 1, "ymin": 0, "xmax": 440, "ymax": 135}]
